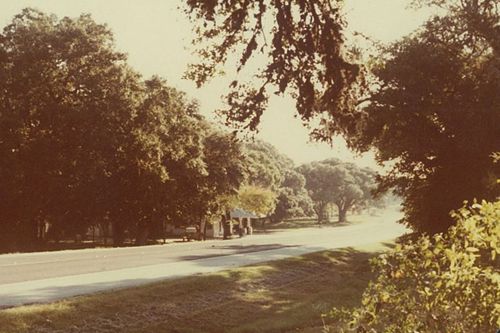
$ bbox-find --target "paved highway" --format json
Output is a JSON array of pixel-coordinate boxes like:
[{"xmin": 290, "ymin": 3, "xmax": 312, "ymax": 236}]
[{"xmin": 0, "ymin": 207, "xmax": 406, "ymax": 307}]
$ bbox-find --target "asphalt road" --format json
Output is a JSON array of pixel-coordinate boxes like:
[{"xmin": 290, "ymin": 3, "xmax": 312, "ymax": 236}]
[{"xmin": 0, "ymin": 207, "xmax": 406, "ymax": 307}]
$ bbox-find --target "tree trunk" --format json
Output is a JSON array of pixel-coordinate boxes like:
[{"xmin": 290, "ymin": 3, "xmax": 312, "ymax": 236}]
[
  {"xmin": 112, "ymin": 221, "xmax": 125, "ymax": 246},
  {"xmin": 203, "ymin": 219, "xmax": 208, "ymax": 240},
  {"xmin": 135, "ymin": 224, "xmax": 149, "ymax": 246},
  {"xmin": 261, "ymin": 218, "xmax": 267, "ymax": 231},
  {"xmin": 162, "ymin": 220, "xmax": 167, "ymax": 244},
  {"xmin": 199, "ymin": 217, "xmax": 207, "ymax": 241},
  {"xmin": 223, "ymin": 211, "xmax": 231, "ymax": 239},
  {"xmin": 101, "ymin": 222, "xmax": 108, "ymax": 245},
  {"xmin": 314, "ymin": 203, "xmax": 326, "ymax": 224},
  {"xmin": 338, "ymin": 207, "xmax": 347, "ymax": 223}
]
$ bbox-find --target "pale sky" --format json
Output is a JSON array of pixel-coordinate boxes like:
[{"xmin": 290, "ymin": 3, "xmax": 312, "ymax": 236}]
[{"xmin": 0, "ymin": 0, "xmax": 434, "ymax": 168}]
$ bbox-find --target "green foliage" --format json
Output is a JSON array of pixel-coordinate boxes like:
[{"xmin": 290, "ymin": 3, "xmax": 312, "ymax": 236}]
[
  {"xmin": 0, "ymin": 8, "xmax": 140, "ymax": 249},
  {"xmin": 181, "ymin": 126, "xmax": 246, "ymax": 229},
  {"xmin": 298, "ymin": 159, "xmax": 376, "ymax": 222},
  {"xmin": 327, "ymin": 200, "xmax": 500, "ymax": 332},
  {"xmin": 118, "ymin": 76, "xmax": 208, "ymax": 244},
  {"xmin": 242, "ymin": 140, "xmax": 291, "ymax": 191},
  {"xmin": 272, "ymin": 169, "xmax": 314, "ymax": 221},
  {"xmin": 351, "ymin": 1, "xmax": 500, "ymax": 233},
  {"xmin": 237, "ymin": 185, "xmax": 277, "ymax": 216},
  {"xmin": 0, "ymin": 9, "xmax": 246, "ymax": 250},
  {"xmin": 240, "ymin": 140, "xmax": 313, "ymax": 220}
]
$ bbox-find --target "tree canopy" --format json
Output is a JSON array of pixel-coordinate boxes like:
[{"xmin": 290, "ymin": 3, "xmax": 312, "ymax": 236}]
[
  {"xmin": 237, "ymin": 185, "xmax": 277, "ymax": 217},
  {"xmin": 351, "ymin": 0, "xmax": 500, "ymax": 233},
  {"xmin": 298, "ymin": 159, "xmax": 376, "ymax": 222},
  {"xmin": 272, "ymin": 169, "xmax": 314, "ymax": 221},
  {"xmin": 0, "ymin": 9, "xmax": 247, "ymax": 251},
  {"xmin": 242, "ymin": 140, "xmax": 292, "ymax": 190},
  {"xmin": 241, "ymin": 140, "xmax": 314, "ymax": 221}
]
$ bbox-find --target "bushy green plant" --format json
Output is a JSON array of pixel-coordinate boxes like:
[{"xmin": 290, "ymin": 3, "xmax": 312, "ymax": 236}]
[{"xmin": 327, "ymin": 200, "xmax": 500, "ymax": 332}]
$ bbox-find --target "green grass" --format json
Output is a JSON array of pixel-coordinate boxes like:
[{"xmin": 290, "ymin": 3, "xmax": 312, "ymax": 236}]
[
  {"xmin": 261, "ymin": 217, "xmax": 319, "ymax": 230},
  {"xmin": 0, "ymin": 242, "xmax": 392, "ymax": 333},
  {"xmin": 256, "ymin": 215, "xmax": 366, "ymax": 231}
]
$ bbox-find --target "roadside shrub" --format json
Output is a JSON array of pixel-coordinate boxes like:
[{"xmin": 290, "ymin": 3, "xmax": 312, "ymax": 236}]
[{"xmin": 326, "ymin": 200, "xmax": 500, "ymax": 332}]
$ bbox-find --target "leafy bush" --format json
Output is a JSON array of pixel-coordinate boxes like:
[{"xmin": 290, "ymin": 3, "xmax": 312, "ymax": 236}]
[{"xmin": 326, "ymin": 200, "xmax": 500, "ymax": 332}]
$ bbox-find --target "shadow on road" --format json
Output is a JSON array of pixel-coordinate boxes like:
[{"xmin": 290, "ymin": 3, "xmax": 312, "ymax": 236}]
[
  {"xmin": 0, "ymin": 247, "xmax": 387, "ymax": 333},
  {"xmin": 178, "ymin": 244, "xmax": 300, "ymax": 260}
]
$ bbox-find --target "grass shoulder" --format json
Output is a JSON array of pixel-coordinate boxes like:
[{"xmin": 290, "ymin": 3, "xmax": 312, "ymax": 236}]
[
  {"xmin": 0, "ymin": 242, "xmax": 393, "ymax": 333},
  {"xmin": 255, "ymin": 213, "xmax": 371, "ymax": 232}
]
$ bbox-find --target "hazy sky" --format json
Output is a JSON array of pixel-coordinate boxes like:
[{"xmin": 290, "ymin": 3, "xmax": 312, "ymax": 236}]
[{"xmin": 0, "ymin": 1, "xmax": 434, "ymax": 168}]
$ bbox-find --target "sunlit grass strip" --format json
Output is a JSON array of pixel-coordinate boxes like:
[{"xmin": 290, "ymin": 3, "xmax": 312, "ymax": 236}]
[{"xmin": 0, "ymin": 242, "xmax": 392, "ymax": 333}]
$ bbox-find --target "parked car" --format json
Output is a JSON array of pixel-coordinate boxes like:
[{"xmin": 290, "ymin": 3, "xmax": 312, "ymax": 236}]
[{"xmin": 182, "ymin": 226, "xmax": 200, "ymax": 241}]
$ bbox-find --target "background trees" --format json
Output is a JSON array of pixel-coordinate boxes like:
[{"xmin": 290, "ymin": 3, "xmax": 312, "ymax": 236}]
[
  {"xmin": 186, "ymin": 125, "xmax": 246, "ymax": 237},
  {"xmin": 272, "ymin": 169, "xmax": 314, "ymax": 221},
  {"xmin": 237, "ymin": 185, "xmax": 277, "ymax": 217},
  {"xmin": 298, "ymin": 159, "xmax": 377, "ymax": 223},
  {"xmin": 120, "ymin": 77, "xmax": 208, "ymax": 245},
  {"xmin": 242, "ymin": 140, "xmax": 291, "ymax": 191},
  {"xmin": 241, "ymin": 140, "xmax": 316, "ymax": 221}
]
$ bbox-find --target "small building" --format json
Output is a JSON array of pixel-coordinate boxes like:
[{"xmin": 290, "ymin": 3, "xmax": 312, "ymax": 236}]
[
  {"xmin": 206, "ymin": 208, "xmax": 259, "ymax": 238},
  {"xmin": 230, "ymin": 207, "xmax": 258, "ymax": 235}
]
